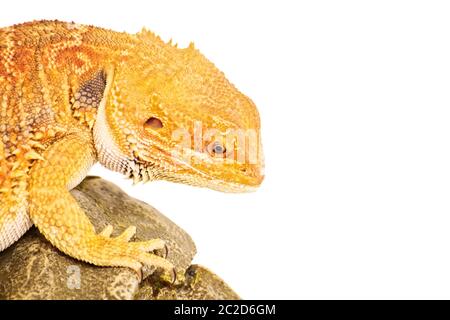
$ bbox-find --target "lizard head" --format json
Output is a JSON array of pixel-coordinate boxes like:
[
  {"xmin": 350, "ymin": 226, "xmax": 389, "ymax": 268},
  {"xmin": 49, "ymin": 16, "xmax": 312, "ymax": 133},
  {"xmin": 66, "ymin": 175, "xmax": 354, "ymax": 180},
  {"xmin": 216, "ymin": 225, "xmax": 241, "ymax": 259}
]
[{"xmin": 94, "ymin": 30, "xmax": 264, "ymax": 192}]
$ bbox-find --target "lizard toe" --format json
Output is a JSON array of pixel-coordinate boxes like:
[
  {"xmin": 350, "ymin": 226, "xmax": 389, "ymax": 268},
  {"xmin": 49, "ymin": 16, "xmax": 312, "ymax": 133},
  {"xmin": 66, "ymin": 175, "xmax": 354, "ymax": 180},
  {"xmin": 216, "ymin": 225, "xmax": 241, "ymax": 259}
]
[
  {"xmin": 135, "ymin": 251, "xmax": 175, "ymax": 283},
  {"xmin": 132, "ymin": 238, "xmax": 166, "ymax": 253},
  {"xmin": 99, "ymin": 224, "xmax": 114, "ymax": 237},
  {"xmin": 116, "ymin": 226, "xmax": 137, "ymax": 242}
]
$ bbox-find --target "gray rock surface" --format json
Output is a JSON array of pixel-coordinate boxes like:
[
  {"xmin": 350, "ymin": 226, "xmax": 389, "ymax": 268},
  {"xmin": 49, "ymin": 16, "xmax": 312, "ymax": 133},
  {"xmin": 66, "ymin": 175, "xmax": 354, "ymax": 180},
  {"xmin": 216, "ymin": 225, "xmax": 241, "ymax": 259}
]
[{"xmin": 0, "ymin": 176, "xmax": 239, "ymax": 300}]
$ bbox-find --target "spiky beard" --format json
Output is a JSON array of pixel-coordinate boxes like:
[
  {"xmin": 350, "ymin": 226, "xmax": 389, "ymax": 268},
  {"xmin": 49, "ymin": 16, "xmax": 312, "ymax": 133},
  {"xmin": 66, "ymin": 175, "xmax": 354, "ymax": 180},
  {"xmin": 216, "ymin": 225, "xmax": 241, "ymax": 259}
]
[
  {"xmin": 123, "ymin": 160, "xmax": 157, "ymax": 184},
  {"xmin": 93, "ymin": 106, "xmax": 173, "ymax": 185}
]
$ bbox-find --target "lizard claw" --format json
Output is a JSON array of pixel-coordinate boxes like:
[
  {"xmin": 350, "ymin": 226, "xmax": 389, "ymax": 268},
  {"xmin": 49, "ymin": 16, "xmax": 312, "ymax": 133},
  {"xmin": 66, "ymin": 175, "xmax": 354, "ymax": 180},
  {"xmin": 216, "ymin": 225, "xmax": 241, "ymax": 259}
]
[
  {"xmin": 171, "ymin": 267, "xmax": 177, "ymax": 285},
  {"xmin": 159, "ymin": 265, "xmax": 177, "ymax": 285}
]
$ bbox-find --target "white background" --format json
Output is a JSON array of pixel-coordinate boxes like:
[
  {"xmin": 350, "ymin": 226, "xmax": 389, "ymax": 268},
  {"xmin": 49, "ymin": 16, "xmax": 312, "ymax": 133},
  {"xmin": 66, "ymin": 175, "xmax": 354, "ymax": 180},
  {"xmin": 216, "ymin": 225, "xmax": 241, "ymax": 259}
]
[{"xmin": 2, "ymin": 0, "xmax": 450, "ymax": 299}]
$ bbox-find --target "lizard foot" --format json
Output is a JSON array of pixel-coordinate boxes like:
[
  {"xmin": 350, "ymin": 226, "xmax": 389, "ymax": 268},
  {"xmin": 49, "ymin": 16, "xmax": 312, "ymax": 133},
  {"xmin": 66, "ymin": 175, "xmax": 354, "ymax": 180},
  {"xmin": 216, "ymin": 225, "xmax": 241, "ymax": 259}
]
[{"xmin": 90, "ymin": 225, "xmax": 175, "ymax": 282}]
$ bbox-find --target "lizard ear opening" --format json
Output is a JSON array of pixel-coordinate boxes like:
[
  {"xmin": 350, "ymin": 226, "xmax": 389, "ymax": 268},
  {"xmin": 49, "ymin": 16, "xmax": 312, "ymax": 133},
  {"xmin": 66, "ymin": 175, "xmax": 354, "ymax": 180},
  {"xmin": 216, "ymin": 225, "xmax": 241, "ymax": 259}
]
[{"xmin": 144, "ymin": 117, "xmax": 163, "ymax": 129}]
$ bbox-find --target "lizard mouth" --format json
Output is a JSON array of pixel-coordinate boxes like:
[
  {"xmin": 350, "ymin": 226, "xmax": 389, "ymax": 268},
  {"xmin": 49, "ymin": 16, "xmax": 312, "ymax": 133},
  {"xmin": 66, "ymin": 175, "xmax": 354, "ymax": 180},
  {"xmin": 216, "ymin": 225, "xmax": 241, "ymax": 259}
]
[
  {"xmin": 166, "ymin": 171, "xmax": 263, "ymax": 193},
  {"xmin": 124, "ymin": 157, "xmax": 264, "ymax": 193}
]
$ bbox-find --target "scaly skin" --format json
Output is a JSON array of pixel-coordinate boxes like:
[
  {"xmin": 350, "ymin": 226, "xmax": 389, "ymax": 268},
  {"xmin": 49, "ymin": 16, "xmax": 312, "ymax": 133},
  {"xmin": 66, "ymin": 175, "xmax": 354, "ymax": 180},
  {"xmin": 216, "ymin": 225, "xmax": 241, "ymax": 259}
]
[{"xmin": 0, "ymin": 20, "xmax": 264, "ymax": 280}]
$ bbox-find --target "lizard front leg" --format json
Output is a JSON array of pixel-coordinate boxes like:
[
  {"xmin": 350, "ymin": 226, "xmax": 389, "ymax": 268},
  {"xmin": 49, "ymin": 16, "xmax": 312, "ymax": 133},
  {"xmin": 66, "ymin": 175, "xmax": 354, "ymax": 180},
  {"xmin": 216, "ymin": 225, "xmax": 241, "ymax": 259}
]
[{"xmin": 28, "ymin": 131, "xmax": 174, "ymax": 280}]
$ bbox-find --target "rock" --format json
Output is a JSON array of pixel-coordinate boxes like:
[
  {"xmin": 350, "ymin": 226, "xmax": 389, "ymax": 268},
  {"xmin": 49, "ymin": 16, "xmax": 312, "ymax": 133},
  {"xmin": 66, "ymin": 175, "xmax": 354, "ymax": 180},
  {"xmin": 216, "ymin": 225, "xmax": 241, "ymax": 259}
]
[
  {"xmin": 0, "ymin": 176, "xmax": 239, "ymax": 300},
  {"xmin": 136, "ymin": 265, "xmax": 240, "ymax": 300}
]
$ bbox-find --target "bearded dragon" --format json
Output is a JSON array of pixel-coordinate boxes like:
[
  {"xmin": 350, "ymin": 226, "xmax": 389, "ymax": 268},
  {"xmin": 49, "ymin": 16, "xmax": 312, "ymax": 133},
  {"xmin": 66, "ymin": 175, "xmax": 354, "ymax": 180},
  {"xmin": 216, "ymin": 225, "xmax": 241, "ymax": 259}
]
[{"xmin": 0, "ymin": 20, "xmax": 264, "ymax": 280}]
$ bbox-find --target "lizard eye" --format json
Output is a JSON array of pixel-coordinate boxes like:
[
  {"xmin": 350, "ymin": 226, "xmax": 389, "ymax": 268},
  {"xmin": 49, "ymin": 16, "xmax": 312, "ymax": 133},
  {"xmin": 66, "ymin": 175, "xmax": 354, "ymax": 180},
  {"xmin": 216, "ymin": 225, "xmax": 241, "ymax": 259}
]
[
  {"xmin": 144, "ymin": 117, "xmax": 163, "ymax": 129},
  {"xmin": 210, "ymin": 141, "xmax": 226, "ymax": 155}
]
